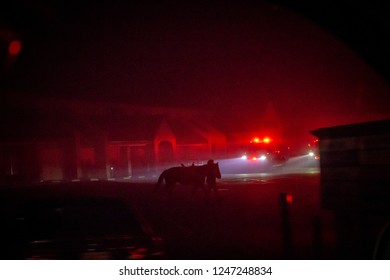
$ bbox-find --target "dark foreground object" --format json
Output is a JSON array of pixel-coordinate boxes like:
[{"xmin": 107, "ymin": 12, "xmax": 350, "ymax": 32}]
[{"xmin": 0, "ymin": 183, "xmax": 164, "ymax": 260}]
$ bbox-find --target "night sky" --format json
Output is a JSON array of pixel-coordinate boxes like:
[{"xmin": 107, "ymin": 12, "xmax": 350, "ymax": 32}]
[{"xmin": 2, "ymin": 0, "xmax": 390, "ymax": 144}]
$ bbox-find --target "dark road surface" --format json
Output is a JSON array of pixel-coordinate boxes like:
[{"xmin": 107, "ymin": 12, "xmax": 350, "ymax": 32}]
[{"xmin": 123, "ymin": 170, "xmax": 338, "ymax": 259}]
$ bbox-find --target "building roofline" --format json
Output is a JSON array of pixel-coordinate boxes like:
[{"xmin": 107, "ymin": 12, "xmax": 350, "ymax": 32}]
[{"xmin": 311, "ymin": 119, "xmax": 390, "ymax": 139}]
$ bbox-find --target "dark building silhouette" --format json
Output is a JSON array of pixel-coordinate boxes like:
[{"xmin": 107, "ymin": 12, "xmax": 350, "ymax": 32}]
[{"xmin": 312, "ymin": 118, "xmax": 390, "ymax": 259}]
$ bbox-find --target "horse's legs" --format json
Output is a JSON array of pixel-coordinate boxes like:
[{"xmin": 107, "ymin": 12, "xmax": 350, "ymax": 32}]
[
  {"xmin": 208, "ymin": 183, "xmax": 219, "ymax": 197},
  {"xmin": 169, "ymin": 183, "xmax": 175, "ymax": 196},
  {"xmin": 163, "ymin": 181, "xmax": 176, "ymax": 199},
  {"xmin": 153, "ymin": 182, "xmax": 162, "ymax": 193},
  {"xmin": 192, "ymin": 183, "xmax": 209, "ymax": 199},
  {"xmin": 201, "ymin": 183, "xmax": 208, "ymax": 195}
]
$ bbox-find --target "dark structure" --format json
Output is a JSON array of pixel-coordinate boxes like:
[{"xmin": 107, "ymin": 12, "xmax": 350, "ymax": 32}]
[{"xmin": 311, "ymin": 119, "xmax": 390, "ymax": 259}]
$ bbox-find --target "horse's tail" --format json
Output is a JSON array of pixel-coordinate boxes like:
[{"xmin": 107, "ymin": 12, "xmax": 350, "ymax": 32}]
[{"xmin": 156, "ymin": 170, "xmax": 166, "ymax": 188}]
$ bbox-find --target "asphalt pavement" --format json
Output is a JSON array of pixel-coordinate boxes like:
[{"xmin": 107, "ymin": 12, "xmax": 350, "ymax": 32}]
[{"xmin": 126, "ymin": 170, "xmax": 337, "ymax": 259}]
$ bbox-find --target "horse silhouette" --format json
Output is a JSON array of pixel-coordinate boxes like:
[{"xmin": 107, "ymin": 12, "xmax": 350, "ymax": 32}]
[{"xmin": 155, "ymin": 161, "xmax": 221, "ymax": 195}]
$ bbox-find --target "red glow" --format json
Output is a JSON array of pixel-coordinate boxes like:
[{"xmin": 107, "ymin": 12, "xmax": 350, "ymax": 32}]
[
  {"xmin": 286, "ymin": 193, "xmax": 293, "ymax": 204},
  {"xmin": 8, "ymin": 40, "xmax": 22, "ymax": 55},
  {"xmin": 251, "ymin": 137, "xmax": 260, "ymax": 143},
  {"xmin": 129, "ymin": 247, "xmax": 147, "ymax": 259}
]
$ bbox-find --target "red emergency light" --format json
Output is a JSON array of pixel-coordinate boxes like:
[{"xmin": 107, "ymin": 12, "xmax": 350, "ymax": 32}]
[
  {"xmin": 250, "ymin": 137, "xmax": 272, "ymax": 144},
  {"xmin": 263, "ymin": 137, "xmax": 271, "ymax": 144},
  {"xmin": 286, "ymin": 193, "xmax": 293, "ymax": 204}
]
